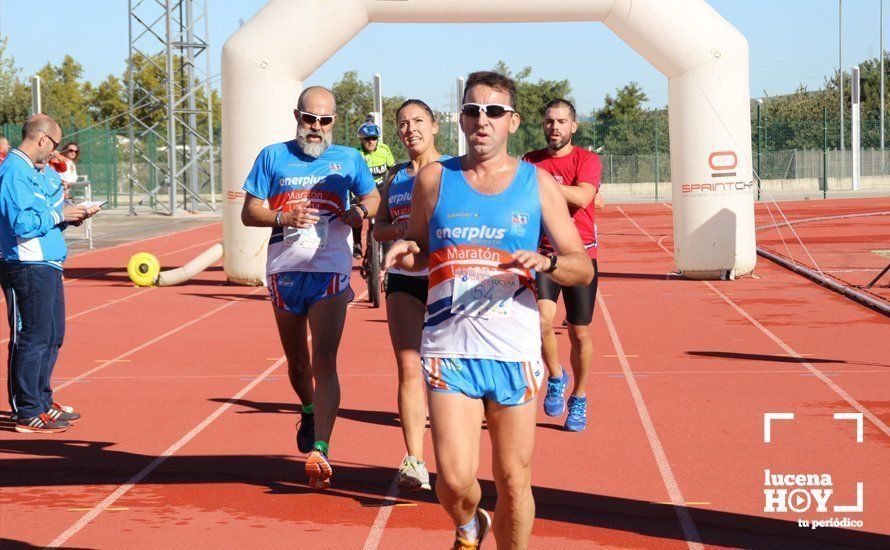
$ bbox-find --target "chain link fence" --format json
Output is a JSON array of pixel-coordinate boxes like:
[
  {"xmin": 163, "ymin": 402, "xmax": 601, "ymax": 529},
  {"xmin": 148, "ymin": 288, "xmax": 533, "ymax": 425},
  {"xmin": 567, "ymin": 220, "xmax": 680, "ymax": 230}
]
[{"xmin": 5, "ymin": 117, "xmax": 887, "ymax": 207}]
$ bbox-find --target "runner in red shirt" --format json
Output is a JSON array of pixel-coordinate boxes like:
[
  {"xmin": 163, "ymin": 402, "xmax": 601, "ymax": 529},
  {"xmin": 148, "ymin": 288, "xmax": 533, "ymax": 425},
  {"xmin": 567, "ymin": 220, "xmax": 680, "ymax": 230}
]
[{"xmin": 522, "ymin": 98, "xmax": 602, "ymax": 432}]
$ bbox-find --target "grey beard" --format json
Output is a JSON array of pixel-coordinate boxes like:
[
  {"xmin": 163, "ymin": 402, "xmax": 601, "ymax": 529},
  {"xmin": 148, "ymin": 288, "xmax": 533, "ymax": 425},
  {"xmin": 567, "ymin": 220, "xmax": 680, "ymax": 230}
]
[{"xmin": 295, "ymin": 127, "xmax": 332, "ymax": 158}]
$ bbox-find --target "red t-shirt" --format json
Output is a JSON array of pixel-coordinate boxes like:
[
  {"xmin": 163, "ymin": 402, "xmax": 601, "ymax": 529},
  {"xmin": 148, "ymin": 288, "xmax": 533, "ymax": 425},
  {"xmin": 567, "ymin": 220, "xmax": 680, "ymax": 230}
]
[{"xmin": 523, "ymin": 146, "xmax": 602, "ymax": 259}]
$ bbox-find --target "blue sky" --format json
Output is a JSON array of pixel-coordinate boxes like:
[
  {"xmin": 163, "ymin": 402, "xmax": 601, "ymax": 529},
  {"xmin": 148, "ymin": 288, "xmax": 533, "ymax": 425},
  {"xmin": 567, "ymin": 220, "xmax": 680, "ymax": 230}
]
[{"xmin": 0, "ymin": 0, "xmax": 884, "ymax": 115}]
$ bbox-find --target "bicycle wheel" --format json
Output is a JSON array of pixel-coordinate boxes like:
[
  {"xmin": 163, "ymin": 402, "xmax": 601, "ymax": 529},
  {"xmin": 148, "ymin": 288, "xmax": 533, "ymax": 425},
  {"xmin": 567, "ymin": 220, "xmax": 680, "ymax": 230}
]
[{"xmin": 367, "ymin": 231, "xmax": 382, "ymax": 308}]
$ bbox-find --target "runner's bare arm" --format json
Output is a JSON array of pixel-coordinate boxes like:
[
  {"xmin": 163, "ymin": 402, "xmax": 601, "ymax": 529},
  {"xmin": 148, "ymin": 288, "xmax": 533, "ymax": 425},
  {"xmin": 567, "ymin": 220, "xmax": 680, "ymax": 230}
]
[
  {"xmin": 241, "ymin": 192, "xmax": 319, "ymax": 228},
  {"xmin": 559, "ymin": 181, "xmax": 596, "ymax": 209},
  {"xmin": 372, "ymin": 168, "xmax": 404, "ymax": 242},
  {"xmin": 342, "ymin": 187, "xmax": 381, "ymax": 228},
  {"xmin": 594, "ymin": 188, "xmax": 604, "ymax": 210},
  {"xmin": 533, "ymin": 168, "xmax": 594, "ymax": 286},
  {"xmin": 385, "ymin": 162, "xmax": 442, "ymax": 272}
]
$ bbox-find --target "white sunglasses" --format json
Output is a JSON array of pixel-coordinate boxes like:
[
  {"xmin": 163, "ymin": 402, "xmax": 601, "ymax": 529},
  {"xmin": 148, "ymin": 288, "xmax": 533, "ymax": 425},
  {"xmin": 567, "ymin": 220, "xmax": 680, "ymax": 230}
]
[{"xmin": 460, "ymin": 103, "xmax": 516, "ymax": 118}]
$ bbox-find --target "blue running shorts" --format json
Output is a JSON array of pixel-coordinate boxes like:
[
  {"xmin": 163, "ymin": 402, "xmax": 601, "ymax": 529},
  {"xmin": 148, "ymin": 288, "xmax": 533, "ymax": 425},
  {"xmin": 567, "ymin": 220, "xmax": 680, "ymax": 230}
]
[
  {"xmin": 422, "ymin": 357, "xmax": 545, "ymax": 406},
  {"xmin": 267, "ymin": 271, "xmax": 352, "ymax": 315}
]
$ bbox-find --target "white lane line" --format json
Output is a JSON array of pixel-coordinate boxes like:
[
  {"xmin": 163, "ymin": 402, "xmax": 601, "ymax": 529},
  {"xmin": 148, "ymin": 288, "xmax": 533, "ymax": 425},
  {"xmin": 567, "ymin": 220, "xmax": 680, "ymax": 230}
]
[
  {"xmin": 68, "ymin": 221, "xmax": 221, "ymax": 259},
  {"xmin": 597, "ymin": 293, "xmax": 703, "ymax": 550},
  {"xmin": 53, "ymin": 288, "xmax": 265, "ymax": 392},
  {"xmin": 46, "ymin": 355, "xmax": 287, "ymax": 548},
  {"xmin": 357, "ymin": 282, "xmax": 406, "ymax": 550},
  {"xmin": 0, "ymin": 288, "xmax": 155, "ymax": 345},
  {"xmin": 704, "ymin": 281, "xmax": 890, "ymax": 438},
  {"xmin": 48, "ymin": 290, "xmax": 368, "ymax": 547},
  {"xmin": 617, "ymin": 205, "xmax": 890, "ymax": 438},
  {"xmin": 362, "ymin": 473, "xmax": 402, "ymax": 550}
]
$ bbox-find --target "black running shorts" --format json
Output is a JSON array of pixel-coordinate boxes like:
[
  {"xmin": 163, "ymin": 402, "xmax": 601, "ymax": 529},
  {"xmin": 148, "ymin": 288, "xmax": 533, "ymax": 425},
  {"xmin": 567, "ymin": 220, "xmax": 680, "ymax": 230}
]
[
  {"xmin": 385, "ymin": 272, "xmax": 429, "ymax": 304},
  {"xmin": 536, "ymin": 259, "xmax": 599, "ymax": 326}
]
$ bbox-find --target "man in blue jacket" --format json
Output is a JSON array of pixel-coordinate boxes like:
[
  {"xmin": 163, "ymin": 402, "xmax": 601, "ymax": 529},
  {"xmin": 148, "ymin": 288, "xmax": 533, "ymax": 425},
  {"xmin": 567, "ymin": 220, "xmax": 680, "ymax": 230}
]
[{"xmin": 0, "ymin": 114, "xmax": 98, "ymax": 433}]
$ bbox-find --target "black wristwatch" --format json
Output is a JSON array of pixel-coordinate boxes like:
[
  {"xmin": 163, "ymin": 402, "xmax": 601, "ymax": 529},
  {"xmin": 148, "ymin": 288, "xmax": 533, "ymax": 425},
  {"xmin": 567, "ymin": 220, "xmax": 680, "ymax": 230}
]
[
  {"xmin": 544, "ymin": 253, "xmax": 558, "ymax": 273},
  {"xmin": 354, "ymin": 203, "xmax": 369, "ymax": 219}
]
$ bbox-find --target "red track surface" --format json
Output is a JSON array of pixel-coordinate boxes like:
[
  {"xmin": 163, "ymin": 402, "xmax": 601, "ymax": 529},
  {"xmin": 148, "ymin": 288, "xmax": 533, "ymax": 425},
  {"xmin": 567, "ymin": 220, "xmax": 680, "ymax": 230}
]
[
  {"xmin": 2, "ymin": 201, "xmax": 888, "ymax": 549},
  {"xmin": 755, "ymin": 197, "xmax": 890, "ymax": 303}
]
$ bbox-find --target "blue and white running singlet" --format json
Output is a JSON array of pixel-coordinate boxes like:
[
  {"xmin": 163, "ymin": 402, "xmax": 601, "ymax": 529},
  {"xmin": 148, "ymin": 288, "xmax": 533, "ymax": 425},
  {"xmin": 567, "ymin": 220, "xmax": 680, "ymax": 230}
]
[
  {"xmin": 386, "ymin": 156, "xmax": 450, "ymax": 277},
  {"xmin": 421, "ymin": 157, "xmax": 542, "ymax": 362},
  {"xmin": 243, "ymin": 141, "xmax": 376, "ymax": 277}
]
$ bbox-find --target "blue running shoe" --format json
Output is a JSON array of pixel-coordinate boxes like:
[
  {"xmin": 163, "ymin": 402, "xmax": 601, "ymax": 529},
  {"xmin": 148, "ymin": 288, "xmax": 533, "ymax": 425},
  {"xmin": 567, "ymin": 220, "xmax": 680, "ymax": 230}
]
[
  {"xmin": 543, "ymin": 368, "xmax": 570, "ymax": 417},
  {"xmin": 564, "ymin": 396, "xmax": 588, "ymax": 432}
]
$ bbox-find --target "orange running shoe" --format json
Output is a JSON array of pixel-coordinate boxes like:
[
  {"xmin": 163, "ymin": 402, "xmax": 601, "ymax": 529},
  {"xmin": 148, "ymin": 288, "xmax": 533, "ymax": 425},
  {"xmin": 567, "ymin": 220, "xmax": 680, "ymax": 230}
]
[{"xmin": 305, "ymin": 450, "xmax": 333, "ymax": 490}]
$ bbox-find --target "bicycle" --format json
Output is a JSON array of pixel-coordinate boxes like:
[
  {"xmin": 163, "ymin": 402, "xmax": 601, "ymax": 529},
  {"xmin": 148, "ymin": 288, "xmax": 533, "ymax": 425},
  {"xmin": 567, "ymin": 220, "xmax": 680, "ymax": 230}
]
[{"xmin": 359, "ymin": 219, "xmax": 384, "ymax": 308}]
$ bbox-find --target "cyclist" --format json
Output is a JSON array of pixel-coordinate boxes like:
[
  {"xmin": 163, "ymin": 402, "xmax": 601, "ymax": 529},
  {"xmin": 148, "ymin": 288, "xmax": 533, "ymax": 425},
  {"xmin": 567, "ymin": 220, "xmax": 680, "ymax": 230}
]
[{"xmin": 353, "ymin": 117, "xmax": 395, "ymax": 258}]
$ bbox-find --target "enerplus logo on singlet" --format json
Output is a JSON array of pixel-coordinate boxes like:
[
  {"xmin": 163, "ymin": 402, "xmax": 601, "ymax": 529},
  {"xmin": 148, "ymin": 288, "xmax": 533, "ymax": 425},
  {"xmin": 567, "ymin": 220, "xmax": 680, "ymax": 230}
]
[
  {"xmin": 389, "ymin": 190, "xmax": 412, "ymax": 206},
  {"xmin": 436, "ymin": 225, "xmax": 506, "ymax": 244},
  {"xmin": 279, "ymin": 175, "xmax": 325, "ymax": 188}
]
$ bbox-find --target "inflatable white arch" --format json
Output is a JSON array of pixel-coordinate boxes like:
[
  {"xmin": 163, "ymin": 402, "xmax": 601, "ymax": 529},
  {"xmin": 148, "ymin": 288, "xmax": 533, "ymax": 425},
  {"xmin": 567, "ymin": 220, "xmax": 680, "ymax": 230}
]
[{"xmin": 218, "ymin": 0, "xmax": 755, "ymax": 284}]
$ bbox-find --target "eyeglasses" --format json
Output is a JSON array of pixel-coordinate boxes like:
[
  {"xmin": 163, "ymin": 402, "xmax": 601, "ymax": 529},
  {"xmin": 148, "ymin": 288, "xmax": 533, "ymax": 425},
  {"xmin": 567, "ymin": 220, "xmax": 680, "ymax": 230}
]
[
  {"xmin": 66, "ymin": 148, "xmax": 79, "ymax": 155},
  {"xmin": 41, "ymin": 131, "xmax": 60, "ymax": 150},
  {"xmin": 362, "ymin": 137, "xmax": 378, "ymax": 142},
  {"xmin": 460, "ymin": 103, "xmax": 515, "ymax": 118},
  {"xmin": 298, "ymin": 111, "xmax": 336, "ymax": 126}
]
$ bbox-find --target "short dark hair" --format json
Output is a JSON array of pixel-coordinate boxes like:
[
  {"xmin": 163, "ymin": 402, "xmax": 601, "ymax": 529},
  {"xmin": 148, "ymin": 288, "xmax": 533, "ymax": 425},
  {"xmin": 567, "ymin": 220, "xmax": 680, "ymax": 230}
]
[
  {"xmin": 22, "ymin": 115, "xmax": 60, "ymax": 142},
  {"xmin": 396, "ymin": 99, "xmax": 436, "ymax": 123},
  {"xmin": 463, "ymin": 71, "xmax": 517, "ymax": 110},
  {"xmin": 544, "ymin": 98, "xmax": 576, "ymax": 121}
]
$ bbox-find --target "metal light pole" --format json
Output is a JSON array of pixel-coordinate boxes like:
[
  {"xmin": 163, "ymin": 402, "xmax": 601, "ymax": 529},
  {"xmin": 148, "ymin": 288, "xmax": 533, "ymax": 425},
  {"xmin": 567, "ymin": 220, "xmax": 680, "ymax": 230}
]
[
  {"xmin": 30, "ymin": 75, "xmax": 41, "ymax": 115},
  {"xmin": 654, "ymin": 112, "xmax": 659, "ymax": 201},
  {"xmin": 823, "ymin": 106, "xmax": 829, "ymax": 199},
  {"xmin": 372, "ymin": 73, "xmax": 383, "ymax": 139},
  {"xmin": 881, "ymin": 0, "xmax": 885, "ymax": 155},
  {"xmin": 164, "ymin": 0, "xmax": 177, "ymax": 215},
  {"xmin": 852, "ymin": 66, "xmax": 861, "ymax": 190},
  {"xmin": 839, "ymin": 0, "xmax": 845, "ymax": 152},
  {"xmin": 756, "ymin": 98, "xmax": 763, "ymax": 201}
]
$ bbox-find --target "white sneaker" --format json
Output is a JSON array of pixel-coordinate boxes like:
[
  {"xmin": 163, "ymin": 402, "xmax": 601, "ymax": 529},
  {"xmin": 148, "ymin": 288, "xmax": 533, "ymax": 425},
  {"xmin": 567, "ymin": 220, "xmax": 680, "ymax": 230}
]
[{"xmin": 397, "ymin": 456, "xmax": 431, "ymax": 491}]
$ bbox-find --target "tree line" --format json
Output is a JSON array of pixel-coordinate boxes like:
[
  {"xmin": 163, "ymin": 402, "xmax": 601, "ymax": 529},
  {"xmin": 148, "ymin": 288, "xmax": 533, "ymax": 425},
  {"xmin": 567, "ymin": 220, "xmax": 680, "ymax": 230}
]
[
  {"xmin": 0, "ymin": 37, "xmax": 220, "ymax": 137},
  {"xmin": 2, "ymin": 36, "xmax": 886, "ymax": 156}
]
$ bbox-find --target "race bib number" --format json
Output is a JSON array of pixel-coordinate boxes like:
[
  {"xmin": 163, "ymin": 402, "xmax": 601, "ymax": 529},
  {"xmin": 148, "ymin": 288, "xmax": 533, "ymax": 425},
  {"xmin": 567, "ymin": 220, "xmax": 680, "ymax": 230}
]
[
  {"xmin": 450, "ymin": 268, "xmax": 519, "ymax": 319},
  {"xmin": 284, "ymin": 216, "xmax": 329, "ymax": 249}
]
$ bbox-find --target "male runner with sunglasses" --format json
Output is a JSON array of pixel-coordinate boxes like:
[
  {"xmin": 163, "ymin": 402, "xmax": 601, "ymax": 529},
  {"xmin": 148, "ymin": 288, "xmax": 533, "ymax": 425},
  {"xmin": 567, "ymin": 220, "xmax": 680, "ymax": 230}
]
[
  {"xmin": 241, "ymin": 86, "xmax": 380, "ymax": 490},
  {"xmin": 386, "ymin": 72, "xmax": 593, "ymax": 549},
  {"xmin": 523, "ymin": 99, "xmax": 603, "ymax": 432}
]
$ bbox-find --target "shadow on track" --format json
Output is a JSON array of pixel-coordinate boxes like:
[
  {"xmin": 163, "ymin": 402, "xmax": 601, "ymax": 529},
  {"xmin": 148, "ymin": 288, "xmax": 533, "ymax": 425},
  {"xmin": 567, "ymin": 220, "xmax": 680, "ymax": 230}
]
[
  {"xmin": 1, "ymin": 438, "xmax": 886, "ymax": 549},
  {"xmin": 687, "ymin": 350, "xmax": 890, "ymax": 368}
]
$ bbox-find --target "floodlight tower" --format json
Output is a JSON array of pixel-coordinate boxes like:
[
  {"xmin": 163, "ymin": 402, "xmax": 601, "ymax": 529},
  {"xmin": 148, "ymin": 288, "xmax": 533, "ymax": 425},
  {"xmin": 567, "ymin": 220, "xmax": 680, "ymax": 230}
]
[{"xmin": 127, "ymin": 0, "xmax": 217, "ymax": 215}]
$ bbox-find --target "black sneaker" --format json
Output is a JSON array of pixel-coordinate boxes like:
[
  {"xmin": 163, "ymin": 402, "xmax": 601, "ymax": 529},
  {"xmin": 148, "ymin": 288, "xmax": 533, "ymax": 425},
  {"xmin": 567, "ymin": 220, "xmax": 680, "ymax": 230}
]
[
  {"xmin": 15, "ymin": 413, "xmax": 71, "ymax": 434},
  {"xmin": 296, "ymin": 412, "xmax": 315, "ymax": 454},
  {"xmin": 47, "ymin": 402, "xmax": 81, "ymax": 423}
]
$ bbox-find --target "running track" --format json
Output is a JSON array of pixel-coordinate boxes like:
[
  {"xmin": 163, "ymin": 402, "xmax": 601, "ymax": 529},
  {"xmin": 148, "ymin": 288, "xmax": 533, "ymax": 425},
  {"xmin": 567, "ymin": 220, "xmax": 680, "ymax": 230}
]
[{"xmin": 1, "ymin": 201, "xmax": 888, "ymax": 549}]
